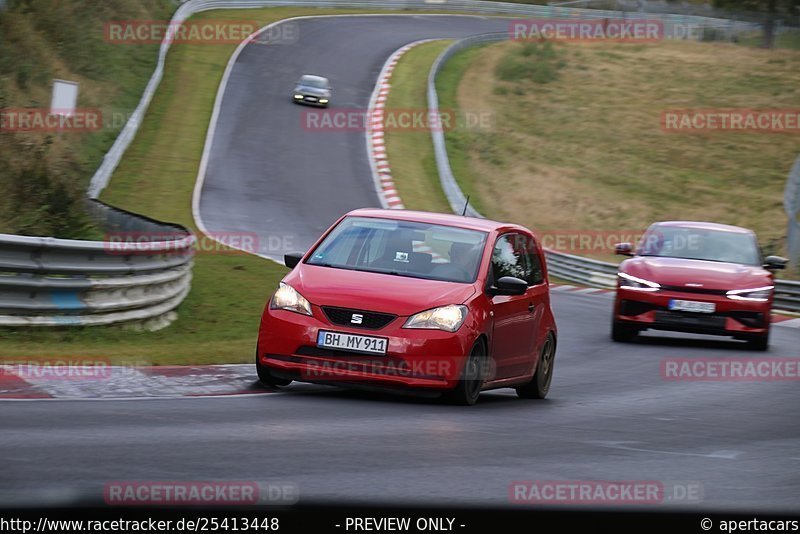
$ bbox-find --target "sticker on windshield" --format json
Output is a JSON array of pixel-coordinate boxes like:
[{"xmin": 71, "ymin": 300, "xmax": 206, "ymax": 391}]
[{"xmin": 394, "ymin": 252, "xmax": 409, "ymax": 263}]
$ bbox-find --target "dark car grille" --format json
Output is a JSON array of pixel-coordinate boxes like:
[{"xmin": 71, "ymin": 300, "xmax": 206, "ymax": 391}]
[
  {"xmin": 654, "ymin": 310, "xmax": 726, "ymax": 329},
  {"xmin": 623, "ymin": 302, "xmax": 766, "ymax": 329},
  {"xmin": 619, "ymin": 299, "xmax": 659, "ymax": 316},
  {"xmin": 660, "ymin": 285, "xmax": 728, "ymax": 295},
  {"xmin": 321, "ymin": 306, "xmax": 397, "ymax": 330},
  {"xmin": 729, "ymin": 311, "xmax": 768, "ymax": 328}
]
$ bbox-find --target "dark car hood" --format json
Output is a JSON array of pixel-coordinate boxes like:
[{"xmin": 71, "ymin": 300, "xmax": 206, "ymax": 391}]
[
  {"xmin": 622, "ymin": 256, "xmax": 772, "ymax": 290},
  {"xmin": 284, "ymin": 264, "xmax": 477, "ymax": 316},
  {"xmin": 294, "ymin": 85, "xmax": 329, "ymax": 96}
]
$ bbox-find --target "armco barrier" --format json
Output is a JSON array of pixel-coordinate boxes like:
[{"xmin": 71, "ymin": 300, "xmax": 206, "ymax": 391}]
[
  {"xmin": 0, "ymin": 201, "xmax": 194, "ymax": 329},
  {"xmin": 426, "ymin": 32, "xmax": 800, "ymax": 312},
  {"xmin": 775, "ymin": 279, "xmax": 800, "ymax": 312}
]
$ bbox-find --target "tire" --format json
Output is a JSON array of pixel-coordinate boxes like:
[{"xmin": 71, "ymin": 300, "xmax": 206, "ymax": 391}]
[
  {"xmin": 444, "ymin": 340, "xmax": 487, "ymax": 406},
  {"xmin": 516, "ymin": 332, "xmax": 556, "ymax": 399},
  {"xmin": 746, "ymin": 332, "xmax": 769, "ymax": 351},
  {"xmin": 255, "ymin": 347, "xmax": 292, "ymax": 387},
  {"xmin": 611, "ymin": 319, "xmax": 639, "ymax": 342}
]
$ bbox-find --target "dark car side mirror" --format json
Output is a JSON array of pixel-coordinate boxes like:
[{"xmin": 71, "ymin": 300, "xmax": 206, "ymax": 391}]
[
  {"xmin": 764, "ymin": 255, "xmax": 788, "ymax": 270},
  {"xmin": 615, "ymin": 243, "xmax": 634, "ymax": 256},
  {"xmin": 493, "ymin": 276, "xmax": 528, "ymax": 296},
  {"xmin": 284, "ymin": 252, "xmax": 304, "ymax": 269}
]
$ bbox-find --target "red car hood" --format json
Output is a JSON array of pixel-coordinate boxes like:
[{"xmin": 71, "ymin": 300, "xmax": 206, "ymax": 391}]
[
  {"xmin": 284, "ymin": 264, "xmax": 477, "ymax": 316},
  {"xmin": 622, "ymin": 256, "xmax": 772, "ymax": 290}
]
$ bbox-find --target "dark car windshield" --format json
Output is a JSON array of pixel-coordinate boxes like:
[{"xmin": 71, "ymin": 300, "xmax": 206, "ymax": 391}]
[
  {"xmin": 298, "ymin": 76, "xmax": 328, "ymax": 89},
  {"xmin": 306, "ymin": 216, "xmax": 488, "ymax": 283},
  {"xmin": 638, "ymin": 225, "xmax": 760, "ymax": 265}
]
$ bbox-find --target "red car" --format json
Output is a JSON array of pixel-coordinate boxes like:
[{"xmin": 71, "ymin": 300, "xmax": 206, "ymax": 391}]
[
  {"xmin": 612, "ymin": 221, "xmax": 787, "ymax": 350},
  {"xmin": 256, "ymin": 208, "xmax": 557, "ymax": 405}
]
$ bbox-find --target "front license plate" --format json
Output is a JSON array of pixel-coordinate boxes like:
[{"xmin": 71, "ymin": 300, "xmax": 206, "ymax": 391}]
[
  {"xmin": 317, "ymin": 330, "xmax": 388, "ymax": 355},
  {"xmin": 668, "ymin": 299, "xmax": 716, "ymax": 313}
]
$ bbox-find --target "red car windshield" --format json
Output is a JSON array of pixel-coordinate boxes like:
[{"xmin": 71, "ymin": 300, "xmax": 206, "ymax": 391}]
[
  {"xmin": 638, "ymin": 226, "xmax": 761, "ymax": 266},
  {"xmin": 306, "ymin": 216, "xmax": 488, "ymax": 283}
]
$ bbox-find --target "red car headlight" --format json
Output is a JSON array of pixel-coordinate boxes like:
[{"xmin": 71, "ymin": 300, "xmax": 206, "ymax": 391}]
[
  {"xmin": 726, "ymin": 285, "xmax": 774, "ymax": 302},
  {"xmin": 403, "ymin": 305, "xmax": 468, "ymax": 333},
  {"xmin": 270, "ymin": 282, "xmax": 313, "ymax": 316},
  {"xmin": 618, "ymin": 272, "xmax": 661, "ymax": 292}
]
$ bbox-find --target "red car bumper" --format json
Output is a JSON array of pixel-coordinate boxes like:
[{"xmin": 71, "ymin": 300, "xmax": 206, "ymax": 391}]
[
  {"xmin": 614, "ymin": 287, "xmax": 771, "ymax": 337},
  {"xmin": 257, "ymin": 305, "xmax": 478, "ymax": 390}
]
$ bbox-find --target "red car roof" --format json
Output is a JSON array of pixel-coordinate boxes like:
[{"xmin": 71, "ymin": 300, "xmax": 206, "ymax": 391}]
[{"xmin": 345, "ymin": 208, "xmax": 530, "ymax": 234}]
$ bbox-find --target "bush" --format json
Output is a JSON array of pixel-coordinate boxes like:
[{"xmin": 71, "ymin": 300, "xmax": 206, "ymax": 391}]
[
  {"xmin": 495, "ymin": 41, "xmax": 566, "ymax": 84},
  {"xmin": 16, "ymin": 62, "xmax": 31, "ymax": 89},
  {"xmin": 7, "ymin": 141, "xmax": 99, "ymax": 239}
]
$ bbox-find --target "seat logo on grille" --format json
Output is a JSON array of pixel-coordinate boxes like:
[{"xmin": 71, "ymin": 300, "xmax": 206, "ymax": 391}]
[{"xmin": 351, "ymin": 314, "xmax": 363, "ymax": 325}]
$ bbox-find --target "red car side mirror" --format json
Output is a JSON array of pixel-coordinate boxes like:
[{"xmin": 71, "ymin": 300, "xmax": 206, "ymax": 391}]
[{"xmin": 615, "ymin": 243, "xmax": 634, "ymax": 256}]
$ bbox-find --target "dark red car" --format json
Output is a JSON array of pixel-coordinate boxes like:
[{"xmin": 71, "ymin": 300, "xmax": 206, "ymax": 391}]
[
  {"xmin": 612, "ymin": 221, "xmax": 787, "ymax": 350},
  {"xmin": 256, "ymin": 209, "xmax": 557, "ymax": 405}
]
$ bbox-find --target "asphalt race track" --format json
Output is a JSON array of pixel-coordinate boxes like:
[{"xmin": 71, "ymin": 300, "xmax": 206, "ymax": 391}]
[
  {"xmin": 198, "ymin": 15, "xmax": 510, "ymax": 259},
  {"xmin": 3, "ymin": 291, "xmax": 800, "ymax": 510},
  {"xmin": 2, "ymin": 15, "xmax": 798, "ymax": 512}
]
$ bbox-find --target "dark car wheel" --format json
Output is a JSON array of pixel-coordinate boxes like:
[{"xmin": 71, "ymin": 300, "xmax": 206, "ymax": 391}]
[
  {"xmin": 516, "ymin": 332, "xmax": 556, "ymax": 399},
  {"xmin": 611, "ymin": 319, "xmax": 639, "ymax": 342},
  {"xmin": 745, "ymin": 331, "xmax": 769, "ymax": 351},
  {"xmin": 444, "ymin": 340, "xmax": 487, "ymax": 406},
  {"xmin": 255, "ymin": 348, "xmax": 292, "ymax": 387}
]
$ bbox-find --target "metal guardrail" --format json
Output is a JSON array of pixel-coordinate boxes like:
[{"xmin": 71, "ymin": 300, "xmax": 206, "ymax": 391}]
[
  {"xmin": 776, "ymin": 279, "xmax": 800, "ymax": 312},
  {"xmin": 0, "ymin": 201, "xmax": 195, "ymax": 328},
  {"xmin": 427, "ymin": 32, "xmax": 800, "ymax": 312},
  {"xmin": 428, "ymin": 32, "xmax": 506, "ymax": 219}
]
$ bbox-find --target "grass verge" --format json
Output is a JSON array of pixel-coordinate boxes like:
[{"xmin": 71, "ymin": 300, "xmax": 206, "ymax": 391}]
[
  {"xmin": 426, "ymin": 39, "xmax": 800, "ymax": 262},
  {"xmin": 434, "ymin": 44, "xmax": 493, "ymax": 216},
  {"xmin": 384, "ymin": 40, "xmax": 453, "ymax": 214}
]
